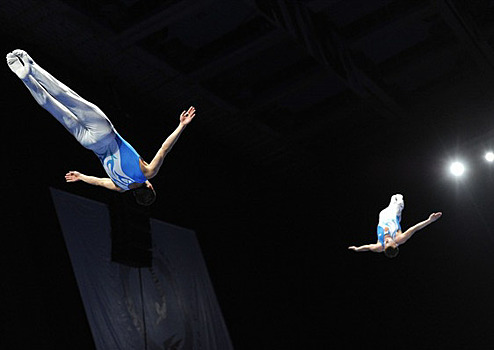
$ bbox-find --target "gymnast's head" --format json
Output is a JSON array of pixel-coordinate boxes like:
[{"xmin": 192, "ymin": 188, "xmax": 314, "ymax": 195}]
[
  {"xmin": 383, "ymin": 235, "xmax": 399, "ymax": 258},
  {"xmin": 132, "ymin": 181, "xmax": 156, "ymax": 206}
]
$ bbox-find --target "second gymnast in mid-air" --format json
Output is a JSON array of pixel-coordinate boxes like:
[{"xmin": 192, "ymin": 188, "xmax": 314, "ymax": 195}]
[
  {"xmin": 7, "ymin": 49, "xmax": 195, "ymax": 206},
  {"xmin": 348, "ymin": 194, "xmax": 442, "ymax": 258}
]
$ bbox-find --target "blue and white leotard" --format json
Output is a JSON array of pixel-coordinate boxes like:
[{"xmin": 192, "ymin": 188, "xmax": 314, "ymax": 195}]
[
  {"xmin": 377, "ymin": 216, "xmax": 401, "ymax": 247},
  {"xmin": 94, "ymin": 131, "xmax": 148, "ymax": 191},
  {"xmin": 377, "ymin": 194, "xmax": 405, "ymax": 248}
]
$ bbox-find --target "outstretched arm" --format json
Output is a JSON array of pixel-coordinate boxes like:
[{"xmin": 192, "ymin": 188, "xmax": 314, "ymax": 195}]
[
  {"xmin": 144, "ymin": 106, "xmax": 196, "ymax": 179},
  {"xmin": 348, "ymin": 243, "xmax": 383, "ymax": 253},
  {"xmin": 396, "ymin": 212, "xmax": 442, "ymax": 245},
  {"xmin": 65, "ymin": 171, "xmax": 123, "ymax": 192}
]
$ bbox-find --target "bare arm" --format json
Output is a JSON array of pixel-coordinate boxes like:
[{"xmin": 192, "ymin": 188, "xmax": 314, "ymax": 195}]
[
  {"xmin": 395, "ymin": 212, "xmax": 442, "ymax": 245},
  {"xmin": 65, "ymin": 171, "xmax": 123, "ymax": 192},
  {"xmin": 348, "ymin": 243, "xmax": 383, "ymax": 253},
  {"xmin": 145, "ymin": 106, "xmax": 196, "ymax": 179}
]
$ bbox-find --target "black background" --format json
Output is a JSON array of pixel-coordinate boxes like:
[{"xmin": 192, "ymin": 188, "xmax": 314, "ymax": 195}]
[{"xmin": 3, "ymin": 1, "xmax": 494, "ymax": 349}]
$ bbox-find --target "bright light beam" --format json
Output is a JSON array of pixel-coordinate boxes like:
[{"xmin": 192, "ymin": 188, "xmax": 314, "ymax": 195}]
[
  {"xmin": 450, "ymin": 161, "xmax": 465, "ymax": 177},
  {"xmin": 485, "ymin": 152, "xmax": 494, "ymax": 162}
]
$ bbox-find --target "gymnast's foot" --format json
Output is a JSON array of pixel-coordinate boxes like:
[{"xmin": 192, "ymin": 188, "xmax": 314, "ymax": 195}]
[{"xmin": 6, "ymin": 49, "xmax": 33, "ymax": 80}]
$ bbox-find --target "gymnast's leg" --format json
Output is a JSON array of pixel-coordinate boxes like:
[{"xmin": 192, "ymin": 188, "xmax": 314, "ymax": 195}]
[
  {"xmin": 19, "ymin": 74, "xmax": 88, "ymax": 142},
  {"xmin": 6, "ymin": 50, "xmax": 114, "ymax": 150}
]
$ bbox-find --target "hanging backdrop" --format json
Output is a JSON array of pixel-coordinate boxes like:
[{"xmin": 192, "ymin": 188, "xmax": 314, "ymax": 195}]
[{"xmin": 50, "ymin": 188, "xmax": 233, "ymax": 350}]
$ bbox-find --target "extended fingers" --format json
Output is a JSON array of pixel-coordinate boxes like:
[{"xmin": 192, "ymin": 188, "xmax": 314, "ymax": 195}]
[
  {"xmin": 429, "ymin": 212, "xmax": 442, "ymax": 221},
  {"xmin": 187, "ymin": 106, "xmax": 196, "ymax": 118},
  {"xmin": 65, "ymin": 171, "xmax": 78, "ymax": 181},
  {"xmin": 183, "ymin": 106, "xmax": 195, "ymax": 116},
  {"xmin": 186, "ymin": 106, "xmax": 195, "ymax": 114},
  {"xmin": 181, "ymin": 107, "xmax": 196, "ymax": 123}
]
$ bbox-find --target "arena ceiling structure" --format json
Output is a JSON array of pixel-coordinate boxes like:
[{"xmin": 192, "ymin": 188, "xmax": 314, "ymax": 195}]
[
  {"xmin": 4, "ymin": 0, "xmax": 494, "ymax": 161},
  {"xmin": 4, "ymin": 0, "xmax": 494, "ymax": 348}
]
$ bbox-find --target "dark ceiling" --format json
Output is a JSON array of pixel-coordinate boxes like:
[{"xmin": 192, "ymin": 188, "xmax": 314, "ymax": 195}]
[
  {"xmin": 5, "ymin": 0, "xmax": 494, "ymax": 158},
  {"xmin": 4, "ymin": 0, "xmax": 494, "ymax": 348}
]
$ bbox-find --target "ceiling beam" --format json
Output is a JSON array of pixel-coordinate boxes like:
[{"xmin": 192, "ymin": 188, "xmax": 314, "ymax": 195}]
[
  {"xmin": 117, "ymin": 0, "xmax": 213, "ymax": 47},
  {"xmin": 244, "ymin": 0, "xmax": 404, "ymax": 119},
  {"xmin": 435, "ymin": 0, "xmax": 494, "ymax": 76},
  {"xmin": 188, "ymin": 30, "xmax": 286, "ymax": 80}
]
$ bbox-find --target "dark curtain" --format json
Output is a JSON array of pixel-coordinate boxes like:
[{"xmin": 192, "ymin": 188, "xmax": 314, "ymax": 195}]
[{"xmin": 50, "ymin": 188, "xmax": 233, "ymax": 350}]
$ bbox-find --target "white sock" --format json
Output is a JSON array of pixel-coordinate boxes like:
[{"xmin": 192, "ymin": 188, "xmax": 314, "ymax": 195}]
[{"xmin": 6, "ymin": 49, "xmax": 32, "ymax": 80}]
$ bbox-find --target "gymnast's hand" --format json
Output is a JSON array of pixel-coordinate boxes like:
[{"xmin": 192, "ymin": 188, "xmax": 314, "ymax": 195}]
[
  {"xmin": 179, "ymin": 106, "xmax": 196, "ymax": 126},
  {"xmin": 65, "ymin": 171, "xmax": 82, "ymax": 182},
  {"xmin": 428, "ymin": 212, "xmax": 442, "ymax": 222}
]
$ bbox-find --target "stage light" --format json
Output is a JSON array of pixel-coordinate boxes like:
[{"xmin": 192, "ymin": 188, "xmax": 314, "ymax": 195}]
[
  {"xmin": 485, "ymin": 152, "xmax": 494, "ymax": 162},
  {"xmin": 450, "ymin": 161, "xmax": 465, "ymax": 177}
]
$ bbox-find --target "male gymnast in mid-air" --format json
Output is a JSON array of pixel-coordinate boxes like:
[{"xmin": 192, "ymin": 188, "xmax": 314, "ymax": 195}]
[
  {"xmin": 348, "ymin": 194, "xmax": 442, "ymax": 258},
  {"xmin": 7, "ymin": 49, "xmax": 195, "ymax": 206}
]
